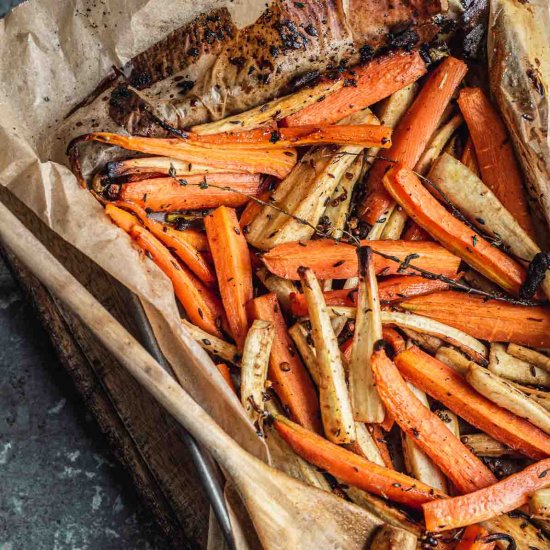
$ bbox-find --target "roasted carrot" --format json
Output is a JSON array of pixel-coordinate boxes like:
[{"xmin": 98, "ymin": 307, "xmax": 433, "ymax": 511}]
[
  {"xmin": 239, "ymin": 190, "xmax": 270, "ymax": 230},
  {"xmin": 367, "ymin": 424, "xmax": 394, "ymax": 469},
  {"xmin": 455, "ymin": 525, "xmax": 494, "ymax": 550},
  {"xmin": 272, "ymin": 414, "xmax": 443, "ymax": 508},
  {"xmin": 205, "ymin": 207, "xmax": 252, "ymax": 350},
  {"xmin": 400, "ymin": 291, "xmax": 550, "ymax": 348},
  {"xmin": 282, "ymin": 51, "xmax": 427, "ymax": 126},
  {"xmin": 423, "ymin": 458, "xmax": 550, "ymax": 531},
  {"xmin": 289, "ymin": 275, "xmax": 453, "ymax": 316},
  {"xmin": 262, "ymin": 240, "xmax": 461, "ymax": 281},
  {"xmin": 113, "ymin": 201, "xmax": 215, "ymax": 284},
  {"xmin": 215, "ymin": 363, "xmax": 235, "ymax": 393},
  {"xmin": 117, "ymin": 173, "xmax": 261, "ymax": 211},
  {"xmin": 248, "ymin": 293, "xmax": 322, "ymax": 433},
  {"xmin": 188, "ymin": 124, "xmax": 393, "ymax": 149},
  {"xmin": 106, "ymin": 204, "xmax": 224, "ymax": 336},
  {"xmin": 461, "ymin": 136, "xmax": 480, "ymax": 177},
  {"xmin": 382, "ymin": 165, "xmax": 528, "ymax": 296},
  {"xmin": 457, "ymin": 87, "xmax": 536, "ymax": 238},
  {"xmin": 395, "ymin": 346, "xmax": 550, "ymax": 460},
  {"xmin": 80, "ymin": 132, "xmax": 297, "ymax": 178},
  {"xmin": 402, "ymin": 221, "xmax": 430, "ymax": 241},
  {"xmin": 359, "ymin": 56, "xmax": 468, "ymax": 225},
  {"xmin": 372, "ymin": 345, "xmax": 496, "ymax": 493}
]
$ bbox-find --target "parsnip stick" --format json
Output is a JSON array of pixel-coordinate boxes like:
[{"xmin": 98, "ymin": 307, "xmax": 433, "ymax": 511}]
[
  {"xmin": 240, "ymin": 320, "xmax": 275, "ymax": 423},
  {"xmin": 346, "ymin": 422, "xmax": 385, "ymax": 467},
  {"xmin": 256, "ymin": 267, "xmax": 297, "ymax": 312},
  {"xmin": 531, "ymin": 489, "xmax": 550, "ymax": 519},
  {"xmin": 288, "ymin": 323, "xmax": 319, "ymax": 386},
  {"xmin": 330, "ymin": 314, "xmax": 348, "ymax": 338},
  {"xmin": 435, "ymin": 346, "xmax": 477, "ymax": 376},
  {"xmin": 489, "ymin": 343, "xmax": 550, "ymax": 387},
  {"xmin": 435, "ymin": 409, "xmax": 460, "ymax": 439},
  {"xmin": 106, "ymin": 156, "xmax": 237, "ymax": 177},
  {"xmin": 401, "ymin": 328, "xmax": 443, "ymax": 354},
  {"xmin": 460, "ymin": 433, "xmax": 518, "ymax": 458},
  {"xmin": 349, "ymin": 247, "xmax": 385, "ymax": 423},
  {"xmin": 182, "ymin": 319, "xmax": 239, "ymax": 364},
  {"xmin": 507, "ymin": 344, "xmax": 550, "ymax": 374},
  {"xmin": 298, "ymin": 267, "xmax": 356, "ymax": 444},
  {"xmin": 511, "ymin": 383, "xmax": 550, "ymax": 413},
  {"xmin": 401, "ymin": 384, "xmax": 448, "ymax": 493},
  {"xmin": 380, "ymin": 207, "xmax": 408, "ymax": 240},
  {"xmin": 467, "ymin": 363, "xmax": 550, "ymax": 435}
]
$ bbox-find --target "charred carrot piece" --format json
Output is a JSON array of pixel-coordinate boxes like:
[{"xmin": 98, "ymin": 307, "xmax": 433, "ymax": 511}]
[
  {"xmin": 383, "ymin": 165, "xmax": 528, "ymax": 296},
  {"xmin": 457, "ymin": 87, "xmax": 536, "ymax": 238},
  {"xmin": 372, "ymin": 345, "xmax": 496, "ymax": 494},
  {"xmin": 400, "ymin": 291, "xmax": 550, "ymax": 348},
  {"xmin": 117, "ymin": 173, "xmax": 261, "ymax": 211},
  {"xmin": 204, "ymin": 207, "xmax": 252, "ymax": 350},
  {"xmin": 455, "ymin": 525, "xmax": 495, "ymax": 550},
  {"xmin": 113, "ymin": 201, "xmax": 215, "ymax": 284},
  {"xmin": 273, "ymin": 414, "xmax": 443, "ymax": 508},
  {"xmin": 289, "ymin": 275, "xmax": 453, "ymax": 316},
  {"xmin": 381, "ymin": 327, "xmax": 406, "ymax": 355},
  {"xmin": 189, "ymin": 125, "xmax": 393, "ymax": 149},
  {"xmin": 248, "ymin": 293, "xmax": 322, "ymax": 433},
  {"xmin": 282, "ymin": 51, "xmax": 427, "ymax": 126},
  {"xmin": 105, "ymin": 204, "xmax": 224, "ymax": 336},
  {"xmin": 262, "ymin": 239, "xmax": 461, "ymax": 281},
  {"xmin": 395, "ymin": 346, "xmax": 550, "ymax": 460},
  {"xmin": 402, "ymin": 221, "xmax": 431, "ymax": 241},
  {"xmin": 461, "ymin": 136, "xmax": 480, "ymax": 177},
  {"xmin": 215, "ymin": 363, "xmax": 235, "ymax": 393},
  {"xmin": 79, "ymin": 133, "xmax": 297, "ymax": 178},
  {"xmin": 360, "ymin": 56, "xmax": 468, "ymax": 225},
  {"xmin": 423, "ymin": 458, "xmax": 550, "ymax": 531}
]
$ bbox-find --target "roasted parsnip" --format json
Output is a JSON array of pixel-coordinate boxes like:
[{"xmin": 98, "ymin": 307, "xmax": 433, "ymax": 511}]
[
  {"xmin": 489, "ymin": 343, "xmax": 550, "ymax": 388},
  {"xmin": 182, "ymin": 319, "xmax": 239, "ymax": 365},
  {"xmin": 507, "ymin": 344, "xmax": 550, "ymax": 373},
  {"xmin": 460, "ymin": 433, "xmax": 518, "ymax": 458}
]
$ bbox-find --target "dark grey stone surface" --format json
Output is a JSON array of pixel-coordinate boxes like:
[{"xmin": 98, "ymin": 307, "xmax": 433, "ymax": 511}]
[{"xmin": 0, "ymin": 4, "xmax": 165, "ymax": 548}]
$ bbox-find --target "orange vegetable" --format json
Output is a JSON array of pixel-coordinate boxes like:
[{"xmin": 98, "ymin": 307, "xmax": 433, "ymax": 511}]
[
  {"xmin": 423, "ymin": 458, "xmax": 550, "ymax": 531},
  {"xmin": 360, "ymin": 56, "xmax": 468, "ymax": 225},
  {"xmin": 215, "ymin": 363, "xmax": 235, "ymax": 393},
  {"xmin": 262, "ymin": 239, "xmax": 461, "ymax": 281},
  {"xmin": 80, "ymin": 132, "xmax": 297, "ymax": 178},
  {"xmin": 239, "ymin": 190, "xmax": 270, "ymax": 230},
  {"xmin": 189, "ymin": 124, "xmax": 393, "ymax": 149},
  {"xmin": 372, "ymin": 345, "xmax": 497, "ymax": 494},
  {"xmin": 461, "ymin": 136, "xmax": 480, "ymax": 178},
  {"xmin": 113, "ymin": 201, "xmax": 215, "ymax": 284},
  {"xmin": 289, "ymin": 275, "xmax": 453, "ymax": 316},
  {"xmin": 118, "ymin": 173, "xmax": 262, "ymax": 211},
  {"xmin": 273, "ymin": 414, "xmax": 442, "ymax": 508},
  {"xmin": 402, "ymin": 221, "xmax": 431, "ymax": 241},
  {"xmin": 457, "ymin": 87, "xmax": 536, "ymax": 238},
  {"xmin": 400, "ymin": 291, "xmax": 550, "ymax": 348},
  {"xmin": 367, "ymin": 424, "xmax": 394, "ymax": 469},
  {"xmin": 106, "ymin": 204, "xmax": 224, "ymax": 336},
  {"xmin": 282, "ymin": 51, "xmax": 427, "ymax": 126},
  {"xmin": 205, "ymin": 207, "xmax": 252, "ymax": 350},
  {"xmin": 248, "ymin": 293, "xmax": 321, "ymax": 433},
  {"xmin": 455, "ymin": 525, "xmax": 495, "ymax": 550},
  {"xmin": 382, "ymin": 165, "xmax": 528, "ymax": 296},
  {"xmin": 394, "ymin": 346, "xmax": 550, "ymax": 460}
]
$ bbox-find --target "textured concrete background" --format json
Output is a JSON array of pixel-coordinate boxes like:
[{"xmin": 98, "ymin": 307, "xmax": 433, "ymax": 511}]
[{"xmin": 0, "ymin": 2, "xmax": 165, "ymax": 549}]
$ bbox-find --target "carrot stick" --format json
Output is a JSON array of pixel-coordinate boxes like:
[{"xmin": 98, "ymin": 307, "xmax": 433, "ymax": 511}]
[
  {"xmin": 372, "ymin": 345, "xmax": 497, "ymax": 494},
  {"xmin": 400, "ymin": 291, "xmax": 550, "ymax": 348},
  {"xmin": 381, "ymin": 327, "xmax": 406, "ymax": 355},
  {"xmin": 457, "ymin": 87, "xmax": 536, "ymax": 238},
  {"xmin": 262, "ymin": 239, "xmax": 461, "ymax": 281},
  {"xmin": 117, "ymin": 173, "xmax": 261, "ymax": 211},
  {"xmin": 79, "ymin": 132, "xmax": 297, "ymax": 178},
  {"xmin": 461, "ymin": 136, "xmax": 480, "ymax": 177},
  {"xmin": 188, "ymin": 124, "xmax": 393, "ymax": 149},
  {"xmin": 113, "ymin": 201, "xmax": 215, "ymax": 284},
  {"xmin": 394, "ymin": 346, "xmax": 550, "ymax": 460},
  {"xmin": 359, "ymin": 56, "xmax": 468, "ymax": 225},
  {"xmin": 455, "ymin": 525, "xmax": 495, "ymax": 550},
  {"xmin": 402, "ymin": 221, "xmax": 431, "ymax": 241},
  {"xmin": 382, "ymin": 165, "xmax": 528, "ymax": 296},
  {"xmin": 248, "ymin": 293, "xmax": 322, "ymax": 433},
  {"xmin": 239, "ymin": 190, "xmax": 270, "ymax": 230},
  {"xmin": 215, "ymin": 363, "xmax": 235, "ymax": 393},
  {"xmin": 289, "ymin": 275, "xmax": 453, "ymax": 316},
  {"xmin": 272, "ymin": 414, "xmax": 443, "ymax": 508},
  {"xmin": 282, "ymin": 51, "xmax": 427, "ymax": 127},
  {"xmin": 367, "ymin": 424, "xmax": 394, "ymax": 469},
  {"xmin": 105, "ymin": 204, "xmax": 224, "ymax": 336},
  {"xmin": 423, "ymin": 458, "xmax": 550, "ymax": 531},
  {"xmin": 204, "ymin": 207, "xmax": 252, "ymax": 350}
]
